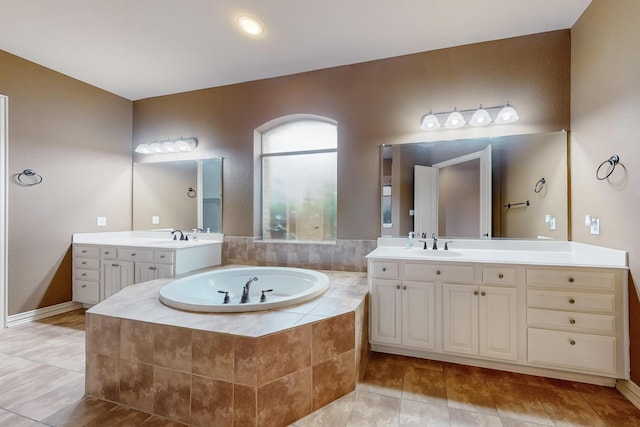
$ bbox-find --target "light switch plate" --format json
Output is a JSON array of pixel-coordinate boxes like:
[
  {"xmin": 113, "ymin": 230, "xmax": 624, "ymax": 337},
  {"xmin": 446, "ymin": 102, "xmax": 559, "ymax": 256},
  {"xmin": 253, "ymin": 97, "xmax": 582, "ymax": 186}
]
[
  {"xmin": 590, "ymin": 218, "xmax": 600, "ymax": 235},
  {"xmin": 97, "ymin": 216, "xmax": 107, "ymax": 227},
  {"xmin": 152, "ymin": 215, "xmax": 160, "ymax": 225}
]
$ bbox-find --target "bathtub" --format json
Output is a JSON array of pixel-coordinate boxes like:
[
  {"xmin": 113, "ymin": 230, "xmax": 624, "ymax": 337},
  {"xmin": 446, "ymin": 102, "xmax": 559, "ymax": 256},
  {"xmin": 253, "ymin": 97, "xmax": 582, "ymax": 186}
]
[{"xmin": 158, "ymin": 266, "xmax": 330, "ymax": 312}]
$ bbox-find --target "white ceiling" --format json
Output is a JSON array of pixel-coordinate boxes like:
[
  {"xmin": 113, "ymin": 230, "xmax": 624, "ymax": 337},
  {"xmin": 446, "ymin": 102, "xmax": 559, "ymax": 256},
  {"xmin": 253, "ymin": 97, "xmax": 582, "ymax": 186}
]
[{"xmin": 0, "ymin": 0, "xmax": 591, "ymax": 101}]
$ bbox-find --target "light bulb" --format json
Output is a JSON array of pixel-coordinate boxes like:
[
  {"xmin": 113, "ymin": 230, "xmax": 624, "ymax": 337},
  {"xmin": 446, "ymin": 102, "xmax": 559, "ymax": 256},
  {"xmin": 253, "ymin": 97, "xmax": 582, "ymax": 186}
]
[
  {"xmin": 444, "ymin": 108, "xmax": 465, "ymax": 129},
  {"xmin": 238, "ymin": 16, "xmax": 263, "ymax": 36}
]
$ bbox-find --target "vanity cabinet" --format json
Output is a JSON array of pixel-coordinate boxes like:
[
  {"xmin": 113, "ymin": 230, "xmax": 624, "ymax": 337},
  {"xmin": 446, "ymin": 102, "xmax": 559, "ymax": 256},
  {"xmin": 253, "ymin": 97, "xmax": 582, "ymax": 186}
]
[
  {"xmin": 526, "ymin": 267, "xmax": 624, "ymax": 377},
  {"xmin": 370, "ymin": 277, "xmax": 436, "ymax": 350},
  {"xmin": 442, "ymin": 283, "xmax": 517, "ymax": 361},
  {"xmin": 367, "ymin": 251, "xmax": 628, "ymax": 386},
  {"xmin": 72, "ymin": 242, "xmax": 219, "ymax": 305}
]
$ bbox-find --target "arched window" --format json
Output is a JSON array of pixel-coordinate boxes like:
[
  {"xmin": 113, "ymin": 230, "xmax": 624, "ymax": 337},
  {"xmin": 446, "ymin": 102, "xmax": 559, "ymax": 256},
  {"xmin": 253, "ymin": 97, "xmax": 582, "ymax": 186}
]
[{"xmin": 259, "ymin": 117, "xmax": 337, "ymax": 242}]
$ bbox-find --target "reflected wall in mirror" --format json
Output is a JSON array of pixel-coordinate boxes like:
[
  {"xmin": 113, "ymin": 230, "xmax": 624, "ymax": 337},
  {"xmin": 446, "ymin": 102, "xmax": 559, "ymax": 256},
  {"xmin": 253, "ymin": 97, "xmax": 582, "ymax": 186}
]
[
  {"xmin": 133, "ymin": 158, "xmax": 222, "ymax": 232},
  {"xmin": 381, "ymin": 131, "xmax": 568, "ymax": 240}
]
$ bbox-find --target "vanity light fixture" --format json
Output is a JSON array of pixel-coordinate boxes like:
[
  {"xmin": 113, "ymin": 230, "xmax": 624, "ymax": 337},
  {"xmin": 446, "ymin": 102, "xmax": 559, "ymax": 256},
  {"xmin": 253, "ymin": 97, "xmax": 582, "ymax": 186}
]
[
  {"xmin": 420, "ymin": 102, "xmax": 519, "ymax": 131},
  {"xmin": 135, "ymin": 137, "xmax": 198, "ymax": 154}
]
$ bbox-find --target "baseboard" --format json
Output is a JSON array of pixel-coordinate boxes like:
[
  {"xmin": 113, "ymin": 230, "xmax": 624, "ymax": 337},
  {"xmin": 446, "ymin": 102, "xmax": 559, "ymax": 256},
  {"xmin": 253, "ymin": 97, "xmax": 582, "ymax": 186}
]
[
  {"xmin": 617, "ymin": 379, "xmax": 640, "ymax": 409},
  {"xmin": 7, "ymin": 301, "xmax": 83, "ymax": 327}
]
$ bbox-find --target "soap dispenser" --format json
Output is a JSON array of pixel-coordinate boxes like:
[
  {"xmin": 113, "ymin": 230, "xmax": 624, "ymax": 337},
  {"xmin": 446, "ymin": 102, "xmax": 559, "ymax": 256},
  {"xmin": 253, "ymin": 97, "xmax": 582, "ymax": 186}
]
[{"xmin": 407, "ymin": 231, "xmax": 415, "ymax": 248}]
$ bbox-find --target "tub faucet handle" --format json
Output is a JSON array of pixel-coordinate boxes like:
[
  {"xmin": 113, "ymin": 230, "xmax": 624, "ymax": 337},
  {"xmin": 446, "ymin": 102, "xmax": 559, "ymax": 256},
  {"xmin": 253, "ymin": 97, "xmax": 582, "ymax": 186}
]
[
  {"xmin": 217, "ymin": 290, "xmax": 230, "ymax": 304},
  {"xmin": 259, "ymin": 289, "xmax": 274, "ymax": 303},
  {"xmin": 444, "ymin": 241, "xmax": 453, "ymax": 251}
]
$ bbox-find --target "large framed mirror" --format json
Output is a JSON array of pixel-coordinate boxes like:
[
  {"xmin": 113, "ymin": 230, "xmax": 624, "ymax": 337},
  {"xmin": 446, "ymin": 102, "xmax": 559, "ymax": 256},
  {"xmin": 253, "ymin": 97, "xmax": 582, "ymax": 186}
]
[
  {"xmin": 133, "ymin": 157, "xmax": 222, "ymax": 232},
  {"xmin": 381, "ymin": 131, "xmax": 568, "ymax": 240}
]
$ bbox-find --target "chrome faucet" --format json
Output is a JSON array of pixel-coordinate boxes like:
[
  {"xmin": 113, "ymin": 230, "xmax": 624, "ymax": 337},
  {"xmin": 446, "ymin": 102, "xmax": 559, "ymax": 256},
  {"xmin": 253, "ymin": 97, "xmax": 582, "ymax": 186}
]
[
  {"xmin": 172, "ymin": 229, "xmax": 188, "ymax": 241},
  {"xmin": 432, "ymin": 233, "xmax": 438, "ymax": 250},
  {"xmin": 240, "ymin": 277, "xmax": 259, "ymax": 303},
  {"xmin": 191, "ymin": 228, "xmax": 204, "ymax": 240}
]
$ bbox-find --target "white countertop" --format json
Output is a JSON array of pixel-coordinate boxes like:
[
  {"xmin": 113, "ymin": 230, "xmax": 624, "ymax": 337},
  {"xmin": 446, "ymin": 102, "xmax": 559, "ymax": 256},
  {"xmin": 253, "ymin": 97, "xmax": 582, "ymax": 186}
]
[
  {"xmin": 367, "ymin": 239, "xmax": 628, "ymax": 269},
  {"xmin": 72, "ymin": 230, "xmax": 223, "ymax": 250}
]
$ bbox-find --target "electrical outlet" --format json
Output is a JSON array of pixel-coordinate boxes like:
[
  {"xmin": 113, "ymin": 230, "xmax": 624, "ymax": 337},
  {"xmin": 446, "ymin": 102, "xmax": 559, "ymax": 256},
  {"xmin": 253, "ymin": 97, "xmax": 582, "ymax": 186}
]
[
  {"xmin": 97, "ymin": 216, "xmax": 107, "ymax": 227},
  {"xmin": 152, "ymin": 215, "xmax": 160, "ymax": 225}
]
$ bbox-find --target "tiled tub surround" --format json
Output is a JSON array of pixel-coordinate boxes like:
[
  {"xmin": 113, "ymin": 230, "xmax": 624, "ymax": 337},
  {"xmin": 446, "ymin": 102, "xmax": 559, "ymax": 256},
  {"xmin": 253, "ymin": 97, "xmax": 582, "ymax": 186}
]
[
  {"xmin": 85, "ymin": 269, "xmax": 369, "ymax": 426},
  {"xmin": 222, "ymin": 236, "xmax": 377, "ymax": 272}
]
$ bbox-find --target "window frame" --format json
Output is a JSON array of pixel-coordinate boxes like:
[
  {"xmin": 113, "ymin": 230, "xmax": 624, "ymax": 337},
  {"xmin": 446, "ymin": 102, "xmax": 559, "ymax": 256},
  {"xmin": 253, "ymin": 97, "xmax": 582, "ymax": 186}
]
[{"xmin": 253, "ymin": 114, "xmax": 337, "ymax": 243}]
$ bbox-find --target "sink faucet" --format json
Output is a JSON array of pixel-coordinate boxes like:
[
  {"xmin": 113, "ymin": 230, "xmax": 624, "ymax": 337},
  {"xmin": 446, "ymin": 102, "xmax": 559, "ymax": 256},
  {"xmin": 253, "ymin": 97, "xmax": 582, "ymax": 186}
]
[
  {"xmin": 172, "ymin": 229, "xmax": 188, "ymax": 241},
  {"xmin": 432, "ymin": 233, "xmax": 438, "ymax": 250},
  {"xmin": 191, "ymin": 228, "xmax": 204, "ymax": 240},
  {"xmin": 240, "ymin": 277, "xmax": 259, "ymax": 303}
]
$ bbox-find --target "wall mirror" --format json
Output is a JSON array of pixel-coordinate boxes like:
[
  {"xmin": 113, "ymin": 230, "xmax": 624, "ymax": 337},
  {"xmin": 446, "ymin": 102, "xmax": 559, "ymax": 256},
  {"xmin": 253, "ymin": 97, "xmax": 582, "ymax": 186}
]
[
  {"xmin": 381, "ymin": 131, "xmax": 568, "ymax": 240},
  {"xmin": 133, "ymin": 157, "xmax": 222, "ymax": 232}
]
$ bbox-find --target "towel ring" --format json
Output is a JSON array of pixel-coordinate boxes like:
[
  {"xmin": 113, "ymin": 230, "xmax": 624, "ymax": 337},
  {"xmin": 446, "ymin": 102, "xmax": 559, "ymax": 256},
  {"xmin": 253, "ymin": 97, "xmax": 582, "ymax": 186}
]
[
  {"xmin": 16, "ymin": 169, "xmax": 43, "ymax": 186},
  {"xmin": 187, "ymin": 187, "xmax": 197, "ymax": 198},
  {"xmin": 534, "ymin": 177, "xmax": 546, "ymax": 193},
  {"xmin": 596, "ymin": 155, "xmax": 620, "ymax": 180}
]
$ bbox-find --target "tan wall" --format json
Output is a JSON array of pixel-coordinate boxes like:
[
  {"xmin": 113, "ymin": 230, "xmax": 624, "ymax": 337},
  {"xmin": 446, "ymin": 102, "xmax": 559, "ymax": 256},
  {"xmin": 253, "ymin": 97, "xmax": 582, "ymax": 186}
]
[
  {"xmin": 571, "ymin": 0, "xmax": 640, "ymax": 383},
  {"xmin": 133, "ymin": 30, "xmax": 571, "ymax": 239},
  {"xmin": 1, "ymin": 50, "xmax": 133, "ymax": 315}
]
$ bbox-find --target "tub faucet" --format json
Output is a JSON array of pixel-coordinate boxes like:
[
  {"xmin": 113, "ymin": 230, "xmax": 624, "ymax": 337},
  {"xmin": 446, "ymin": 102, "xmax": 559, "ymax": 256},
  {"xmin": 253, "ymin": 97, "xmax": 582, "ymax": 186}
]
[{"xmin": 240, "ymin": 277, "xmax": 259, "ymax": 303}]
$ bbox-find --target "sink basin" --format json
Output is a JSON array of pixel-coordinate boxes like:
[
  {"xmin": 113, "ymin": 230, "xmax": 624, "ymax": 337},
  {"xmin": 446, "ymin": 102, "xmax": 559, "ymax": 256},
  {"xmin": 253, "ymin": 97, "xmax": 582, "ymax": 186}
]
[{"xmin": 412, "ymin": 249, "xmax": 463, "ymax": 258}]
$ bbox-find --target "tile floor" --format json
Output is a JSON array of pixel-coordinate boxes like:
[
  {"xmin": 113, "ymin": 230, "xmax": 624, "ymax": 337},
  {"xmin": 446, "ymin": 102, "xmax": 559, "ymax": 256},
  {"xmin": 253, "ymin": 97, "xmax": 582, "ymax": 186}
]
[{"xmin": 1, "ymin": 310, "xmax": 640, "ymax": 426}]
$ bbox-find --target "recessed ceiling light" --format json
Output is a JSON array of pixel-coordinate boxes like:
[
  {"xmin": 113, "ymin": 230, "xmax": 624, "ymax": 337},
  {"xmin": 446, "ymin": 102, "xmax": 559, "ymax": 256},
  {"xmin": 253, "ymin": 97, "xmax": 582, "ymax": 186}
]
[{"xmin": 238, "ymin": 16, "xmax": 263, "ymax": 36}]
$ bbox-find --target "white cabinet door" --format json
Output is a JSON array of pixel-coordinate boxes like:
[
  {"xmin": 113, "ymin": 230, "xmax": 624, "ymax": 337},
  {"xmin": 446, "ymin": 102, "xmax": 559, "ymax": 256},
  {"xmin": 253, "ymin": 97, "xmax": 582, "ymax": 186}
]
[
  {"xmin": 479, "ymin": 286, "xmax": 518, "ymax": 361},
  {"xmin": 402, "ymin": 281, "xmax": 436, "ymax": 350},
  {"xmin": 443, "ymin": 283, "xmax": 478, "ymax": 356},
  {"xmin": 156, "ymin": 263, "xmax": 174, "ymax": 279},
  {"xmin": 102, "ymin": 261, "xmax": 134, "ymax": 300},
  {"xmin": 371, "ymin": 279, "xmax": 402, "ymax": 345},
  {"xmin": 135, "ymin": 262, "xmax": 157, "ymax": 283}
]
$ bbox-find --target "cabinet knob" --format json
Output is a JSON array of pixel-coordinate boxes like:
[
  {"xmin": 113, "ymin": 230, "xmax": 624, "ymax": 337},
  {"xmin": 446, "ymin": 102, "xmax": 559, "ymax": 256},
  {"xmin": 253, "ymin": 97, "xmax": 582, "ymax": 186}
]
[
  {"xmin": 569, "ymin": 318, "xmax": 576, "ymax": 325},
  {"xmin": 81, "ymin": 273, "xmax": 86, "ymax": 277},
  {"xmin": 382, "ymin": 267, "xmax": 386, "ymax": 272},
  {"xmin": 481, "ymin": 291, "xmax": 486, "ymax": 296},
  {"xmin": 396, "ymin": 284, "xmax": 401, "ymax": 290},
  {"xmin": 81, "ymin": 284, "xmax": 86, "ymax": 288},
  {"xmin": 498, "ymin": 273, "xmax": 504, "ymax": 279},
  {"xmin": 160, "ymin": 255, "xmax": 165, "ymax": 259},
  {"xmin": 569, "ymin": 298, "xmax": 575, "ymax": 304},
  {"xmin": 568, "ymin": 277, "xmax": 575, "ymax": 283},
  {"xmin": 474, "ymin": 290, "xmax": 479, "ymax": 295},
  {"xmin": 402, "ymin": 285, "xmax": 407, "ymax": 290},
  {"xmin": 112, "ymin": 263, "xmax": 119, "ymax": 267},
  {"xmin": 436, "ymin": 270, "xmax": 441, "ymax": 275},
  {"xmin": 569, "ymin": 339, "xmax": 576, "ymax": 346},
  {"xmin": 81, "ymin": 250, "xmax": 87, "ymax": 253}
]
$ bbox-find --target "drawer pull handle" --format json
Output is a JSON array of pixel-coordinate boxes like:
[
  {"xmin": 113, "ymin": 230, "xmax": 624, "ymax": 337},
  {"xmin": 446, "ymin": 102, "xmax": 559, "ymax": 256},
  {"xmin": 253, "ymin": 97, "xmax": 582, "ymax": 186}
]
[
  {"xmin": 498, "ymin": 273, "xmax": 504, "ymax": 279},
  {"xmin": 131, "ymin": 253, "xmax": 136, "ymax": 256},
  {"xmin": 474, "ymin": 290, "xmax": 479, "ymax": 295},
  {"xmin": 396, "ymin": 284, "xmax": 401, "ymax": 290},
  {"xmin": 81, "ymin": 273, "xmax": 86, "ymax": 276},
  {"xmin": 81, "ymin": 284, "xmax": 86, "ymax": 288},
  {"xmin": 481, "ymin": 291, "xmax": 486, "ymax": 296},
  {"xmin": 569, "ymin": 298, "xmax": 575, "ymax": 304},
  {"xmin": 436, "ymin": 270, "xmax": 441, "ymax": 275},
  {"xmin": 105, "ymin": 251, "xmax": 110, "ymax": 255},
  {"xmin": 569, "ymin": 339, "xmax": 576, "ymax": 346},
  {"xmin": 82, "ymin": 261, "xmax": 87, "ymax": 265},
  {"xmin": 568, "ymin": 277, "xmax": 575, "ymax": 283},
  {"xmin": 82, "ymin": 250, "xmax": 87, "ymax": 253},
  {"xmin": 382, "ymin": 267, "xmax": 386, "ymax": 272},
  {"xmin": 112, "ymin": 263, "xmax": 119, "ymax": 267},
  {"xmin": 569, "ymin": 319, "xmax": 576, "ymax": 325}
]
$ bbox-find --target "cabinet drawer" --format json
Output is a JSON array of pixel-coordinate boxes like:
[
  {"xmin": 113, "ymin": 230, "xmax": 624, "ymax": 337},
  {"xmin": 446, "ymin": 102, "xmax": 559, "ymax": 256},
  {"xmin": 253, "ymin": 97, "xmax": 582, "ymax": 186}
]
[
  {"xmin": 405, "ymin": 263, "xmax": 475, "ymax": 283},
  {"xmin": 118, "ymin": 248, "xmax": 153, "ymax": 262},
  {"xmin": 527, "ymin": 269, "xmax": 614, "ymax": 291},
  {"xmin": 527, "ymin": 328, "xmax": 616, "ymax": 375},
  {"xmin": 75, "ymin": 257, "xmax": 99, "ymax": 270},
  {"xmin": 483, "ymin": 267, "xmax": 519, "ymax": 286},
  {"xmin": 75, "ymin": 245, "xmax": 99, "ymax": 258},
  {"xmin": 154, "ymin": 250, "xmax": 174, "ymax": 264},
  {"xmin": 101, "ymin": 247, "xmax": 117, "ymax": 260},
  {"xmin": 370, "ymin": 262, "xmax": 399, "ymax": 279},
  {"xmin": 527, "ymin": 290, "xmax": 614, "ymax": 314},
  {"xmin": 527, "ymin": 308, "xmax": 615, "ymax": 335},
  {"xmin": 73, "ymin": 280, "xmax": 99, "ymax": 304},
  {"xmin": 75, "ymin": 268, "xmax": 99, "ymax": 282}
]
